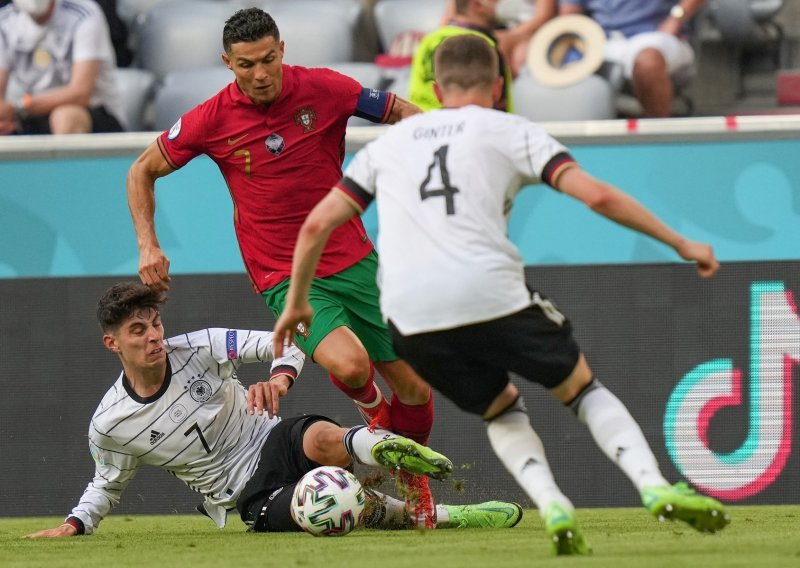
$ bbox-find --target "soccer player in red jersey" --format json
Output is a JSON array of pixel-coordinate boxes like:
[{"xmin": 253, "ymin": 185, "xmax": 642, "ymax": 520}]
[{"xmin": 126, "ymin": 7, "xmax": 438, "ymax": 527}]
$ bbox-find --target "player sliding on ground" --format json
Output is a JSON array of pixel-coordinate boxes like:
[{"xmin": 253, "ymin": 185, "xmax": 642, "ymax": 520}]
[
  {"xmin": 26, "ymin": 282, "xmax": 521, "ymax": 538},
  {"xmin": 274, "ymin": 34, "xmax": 730, "ymax": 556},
  {"xmin": 126, "ymin": 6, "xmax": 439, "ymax": 528}
]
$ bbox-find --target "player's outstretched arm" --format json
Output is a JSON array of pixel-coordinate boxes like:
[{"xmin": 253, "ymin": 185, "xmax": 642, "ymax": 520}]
[
  {"xmin": 127, "ymin": 141, "xmax": 175, "ymax": 291},
  {"xmin": 273, "ymin": 189, "xmax": 360, "ymax": 357},
  {"xmin": 385, "ymin": 96, "xmax": 422, "ymax": 124},
  {"xmin": 555, "ymin": 166, "xmax": 719, "ymax": 277},
  {"xmin": 25, "ymin": 524, "xmax": 78, "ymax": 539}
]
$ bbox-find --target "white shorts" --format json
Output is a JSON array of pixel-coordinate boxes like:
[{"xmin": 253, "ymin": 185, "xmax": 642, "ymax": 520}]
[{"xmin": 605, "ymin": 31, "xmax": 695, "ymax": 80}]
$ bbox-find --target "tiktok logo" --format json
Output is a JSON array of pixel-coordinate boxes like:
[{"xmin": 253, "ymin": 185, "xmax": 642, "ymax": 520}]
[{"xmin": 664, "ymin": 281, "xmax": 799, "ymax": 500}]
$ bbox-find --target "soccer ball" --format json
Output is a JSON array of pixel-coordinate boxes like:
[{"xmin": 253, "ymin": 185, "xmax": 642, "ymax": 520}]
[{"xmin": 290, "ymin": 466, "xmax": 365, "ymax": 536}]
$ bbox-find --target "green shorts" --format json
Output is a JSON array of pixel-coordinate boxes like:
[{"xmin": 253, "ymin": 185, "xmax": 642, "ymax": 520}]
[{"xmin": 262, "ymin": 251, "xmax": 398, "ymax": 362}]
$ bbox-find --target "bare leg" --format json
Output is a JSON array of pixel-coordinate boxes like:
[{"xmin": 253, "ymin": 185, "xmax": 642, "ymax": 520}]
[
  {"xmin": 631, "ymin": 48, "xmax": 673, "ymax": 118},
  {"xmin": 49, "ymin": 105, "xmax": 92, "ymax": 134}
]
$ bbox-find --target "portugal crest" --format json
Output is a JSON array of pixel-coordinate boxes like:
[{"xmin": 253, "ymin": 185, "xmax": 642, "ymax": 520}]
[{"xmin": 294, "ymin": 107, "xmax": 317, "ymax": 133}]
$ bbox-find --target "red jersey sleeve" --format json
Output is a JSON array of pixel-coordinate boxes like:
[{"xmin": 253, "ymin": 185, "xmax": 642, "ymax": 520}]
[
  {"xmin": 315, "ymin": 67, "xmax": 362, "ymax": 120},
  {"xmin": 157, "ymin": 103, "xmax": 210, "ymax": 170}
]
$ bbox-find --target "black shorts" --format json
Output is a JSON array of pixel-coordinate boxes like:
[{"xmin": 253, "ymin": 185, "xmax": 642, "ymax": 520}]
[
  {"xmin": 389, "ymin": 292, "xmax": 581, "ymax": 416},
  {"xmin": 236, "ymin": 414, "xmax": 335, "ymax": 530},
  {"xmin": 17, "ymin": 106, "xmax": 124, "ymax": 134}
]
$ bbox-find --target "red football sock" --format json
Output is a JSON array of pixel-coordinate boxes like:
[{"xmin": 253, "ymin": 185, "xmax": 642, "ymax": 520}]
[
  {"xmin": 328, "ymin": 363, "xmax": 380, "ymax": 405},
  {"xmin": 390, "ymin": 392, "xmax": 434, "ymax": 444}
]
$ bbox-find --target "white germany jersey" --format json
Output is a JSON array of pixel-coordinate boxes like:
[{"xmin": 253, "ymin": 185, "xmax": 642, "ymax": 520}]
[
  {"xmin": 0, "ymin": 0, "xmax": 124, "ymax": 125},
  {"xmin": 68, "ymin": 328, "xmax": 305, "ymax": 533},
  {"xmin": 340, "ymin": 105, "xmax": 575, "ymax": 334}
]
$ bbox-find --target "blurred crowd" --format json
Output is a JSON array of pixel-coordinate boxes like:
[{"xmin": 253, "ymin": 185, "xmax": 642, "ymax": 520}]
[{"xmin": 0, "ymin": 0, "xmax": 793, "ymax": 134}]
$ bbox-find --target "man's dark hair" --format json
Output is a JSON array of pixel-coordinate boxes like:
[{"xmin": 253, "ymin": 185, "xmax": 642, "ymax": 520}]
[
  {"xmin": 223, "ymin": 7, "xmax": 280, "ymax": 54},
  {"xmin": 434, "ymin": 34, "xmax": 499, "ymax": 90},
  {"xmin": 97, "ymin": 282, "xmax": 166, "ymax": 332}
]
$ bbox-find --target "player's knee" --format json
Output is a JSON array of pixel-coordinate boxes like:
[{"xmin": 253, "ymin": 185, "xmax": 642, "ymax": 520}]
[
  {"xmin": 485, "ymin": 396, "xmax": 531, "ymax": 444},
  {"xmin": 328, "ymin": 356, "xmax": 371, "ymax": 387},
  {"xmin": 480, "ymin": 382, "xmax": 520, "ymax": 420},
  {"xmin": 485, "ymin": 395, "xmax": 528, "ymax": 423},
  {"xmin": 303, "ymin": 421, "xmax": 351, "ymax": 467},
  {"xmin": 633, "ymin": 48, "xmax": 668, "ymax": 80},
  {"xmin": 390, "ymin": 378, "xmax": 431, "ymax": 404},
  {"xmin": 564, "ymin": 377, "xmax": 604, "ymax": 415},
  {"xmin": 49, "ymin": 105, "xmax": 91, "ymax": 134}
]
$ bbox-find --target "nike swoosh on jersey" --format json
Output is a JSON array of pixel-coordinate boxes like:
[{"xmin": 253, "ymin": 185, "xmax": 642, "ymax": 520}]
[{"xmin": 227, "ymin": 134, "xmax": 249, "ymax": 145}]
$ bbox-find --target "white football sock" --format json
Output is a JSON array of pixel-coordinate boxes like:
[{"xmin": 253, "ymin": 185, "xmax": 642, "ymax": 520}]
[
  {"xmin": 486, "ymin": 398, "xmax": 574, "ymax": 516},
  {"xmin": 363, "ymin": 490, "xmax": 409, "ymax": 528},
  {"xmin": 343, "ymin": 426, "xmax": 397, "ymax": 468},
  {"xmin": 572, "ymin": 380, "xmax": 668, "ymax": 491},
  {"xmin": 363, "ymin": 490, "xmax": 453, "ymax": 528}
]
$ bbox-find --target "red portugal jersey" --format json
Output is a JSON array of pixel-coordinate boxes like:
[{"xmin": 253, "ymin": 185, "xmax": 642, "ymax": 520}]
[{"xmin": 158, "ymin": 65, "xmax": 374, "ymax": 292}]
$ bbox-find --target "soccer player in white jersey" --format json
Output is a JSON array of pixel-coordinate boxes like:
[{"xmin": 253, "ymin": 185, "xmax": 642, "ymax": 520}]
[
  {"xmin": 26, "ymin": 282, "xmax": 484, "ymax": 538},
  {"xmin": 26, "ymin": 282, "xmax": 521, "ymax": 537},
  {"xmin": 274, "ymin": 35, "xmax": 731, "ymax": 555}
]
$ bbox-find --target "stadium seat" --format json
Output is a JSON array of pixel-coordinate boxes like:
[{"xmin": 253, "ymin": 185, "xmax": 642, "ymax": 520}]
[
  {"xmin": 373, "ymin": 0, "xmax": 447, "ymax": 52},
  {"xmin": 708, "ymin": 0, "xmax": 784, "ymax": 44},
  {"xmin": 325, "ymin": 62, "xmax": 384, "ymax": 88},
  {"xmin": 512, "ymin": 71, "xmax": 618, "ymax": 121},
  {"xmin": 153, "ymin": 67, "xmax": 234, "ymax": 131},
  {"xmin": 707, "ymin": 0, "xmax": 785, "ymax": 95},
  {"xmin": 116, "ymin": 67, "xmax": 157, "ymax": 131},
  {"xmin": 133, "ymin": 0, "xmax": 233, "ymax": 81},
  {"xmin": 384, "ymin": 66, "xmax": 412, "ymax": 100},
  {"xmin": 117, "ymin": 0, "xmax": 177, "ymax": 27},
  {"xmin": 252, "ymin": 0, "xmax": 362, "ymax": 66}
]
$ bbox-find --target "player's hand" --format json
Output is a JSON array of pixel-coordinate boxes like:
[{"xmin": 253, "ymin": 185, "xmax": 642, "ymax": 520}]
[
  {"xmin": 138, "ymin": 245, "xmax": 172, "ymax": 291},
  {"xmin": 676, "ymin": 240, "xmax": 720, "ymax": 278},
  {"xmin": 25, "ymin": 524, "xmax": 78, "ymax": 538},
  {"xmin": 247, "ymin": 376, "xmax": 290, "ymax": 418},
  {"xmin": 272, "ymin": 303, "xmax": 313, "ymax": 358}
]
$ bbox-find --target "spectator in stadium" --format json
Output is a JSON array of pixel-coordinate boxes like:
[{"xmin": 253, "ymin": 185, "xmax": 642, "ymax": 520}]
[
  {"xmin": 94, "ymin": 0, "xmax": 132, "ymax": 68},
  {"xmin": 442, "ymin": 0, "xmax": 556, "ymax": 76},
  {"xmin": 559, "ymin": 0, "xmax": 706, "ymax": 117},
  {"xmin": 126, "ymin": 7, "xmax": 438, "ymax": 529},
  {"xmin": 274, "ymin": 35, "xmax": 730, "ymax": 556},
  {"xmin": 410, "ymin": 0, "xmax": 550, "ymax": 111},
  {"xmin": 25, "ymin": 282, "xmax": 520, "ymax": 538},
  {"xmin": 0, "ymin": 0, "xmax": 125, "ymax": 135}
]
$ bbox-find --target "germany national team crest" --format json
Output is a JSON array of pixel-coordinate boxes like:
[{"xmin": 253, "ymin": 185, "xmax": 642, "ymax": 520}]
[
  {"xmin": 190, "ymin": 379, "xmax": 213, "ymax": 403},
  {"xmin": 294, "ymin": 107, "xmax": 317, "ymax": 133}
]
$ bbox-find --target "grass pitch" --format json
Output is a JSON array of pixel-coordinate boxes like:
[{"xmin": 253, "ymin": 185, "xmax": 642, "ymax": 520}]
[{"xmin": 3, "ymin": 506, "xmax": 799, "ymax": 568}]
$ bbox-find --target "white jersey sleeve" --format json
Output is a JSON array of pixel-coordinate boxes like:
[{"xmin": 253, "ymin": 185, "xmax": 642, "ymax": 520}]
[
  {"xmin": 67, "ymin": 418, "xmax": 141, "ymax": 535},
  {"xmin": 170, "ymin": 328, "xmax": 305, "ymax": 382}
]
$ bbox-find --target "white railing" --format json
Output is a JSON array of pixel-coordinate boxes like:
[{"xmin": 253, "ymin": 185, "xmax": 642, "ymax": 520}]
[{"xmin": 1, "ymin": 114, "xmax": 800, "ymax": 161}]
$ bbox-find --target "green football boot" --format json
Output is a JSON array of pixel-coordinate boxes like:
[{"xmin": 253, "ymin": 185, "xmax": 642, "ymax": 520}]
[
  {"xmin": 371, "ymin": 435, "xmax": 453, "ymax": 481},
  {"xmin": 444, "ymin": 501, "xmax": 523, "ymax": 528},
  {"xmin": 641, "ymin": 481, "xmax": 731, "ymax": 533},
  {"xmin": 543, "ymin": 502, "xmax": 591, "ymax": 556}
]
